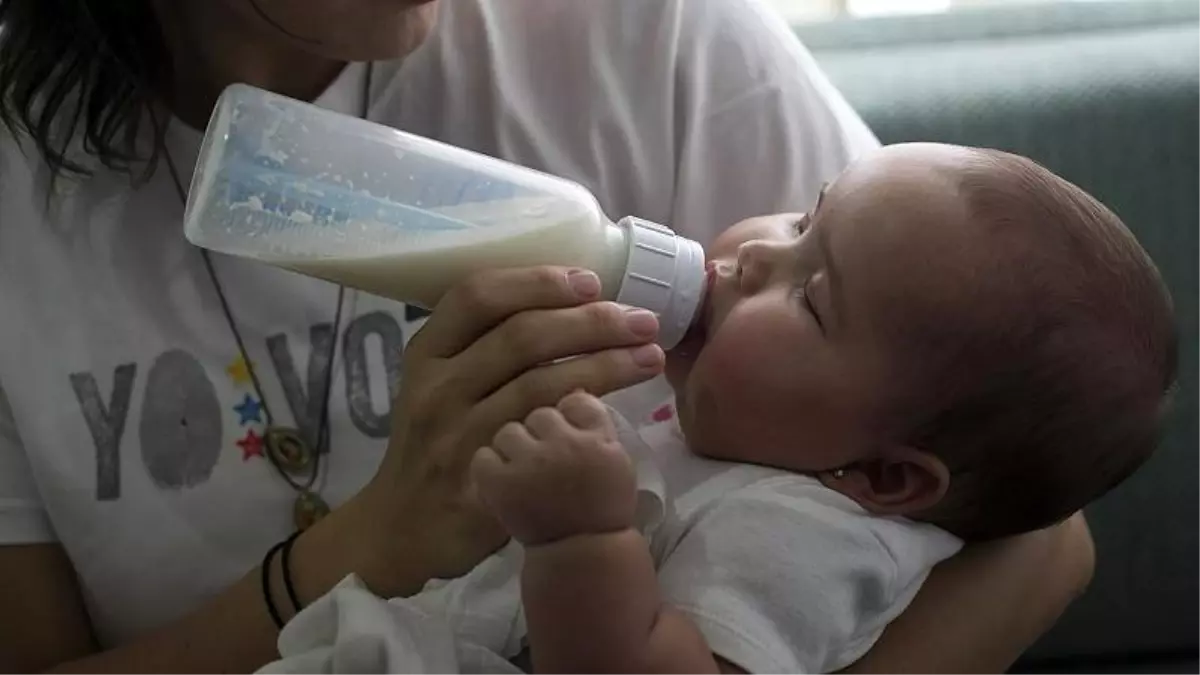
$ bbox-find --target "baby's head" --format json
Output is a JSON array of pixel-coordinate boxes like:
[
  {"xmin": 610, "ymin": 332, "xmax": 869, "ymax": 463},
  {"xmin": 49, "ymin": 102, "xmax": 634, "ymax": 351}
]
[{"xmin": 667, "ymin": 143, "xmax": 1176, "ymax": 541}]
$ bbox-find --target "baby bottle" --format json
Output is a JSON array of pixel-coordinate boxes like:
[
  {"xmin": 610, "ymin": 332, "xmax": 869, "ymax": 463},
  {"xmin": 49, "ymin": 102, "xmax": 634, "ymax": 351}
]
[{"xmin": 184, "ymin": 84, "xmax": 706, "ymax": 349}]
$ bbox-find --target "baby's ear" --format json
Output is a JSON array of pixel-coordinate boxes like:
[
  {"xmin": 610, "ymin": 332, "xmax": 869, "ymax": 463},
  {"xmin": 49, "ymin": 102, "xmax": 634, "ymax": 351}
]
[{"xmin": 819, "ymin": 446, "xmax": 949, "ymax": 517}]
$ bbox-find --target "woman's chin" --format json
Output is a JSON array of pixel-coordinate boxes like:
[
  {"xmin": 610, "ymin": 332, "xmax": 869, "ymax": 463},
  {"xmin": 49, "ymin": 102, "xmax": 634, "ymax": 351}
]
[{"xmin": 306, "ymin": 2, "xmax": 438, "ymax": 62}]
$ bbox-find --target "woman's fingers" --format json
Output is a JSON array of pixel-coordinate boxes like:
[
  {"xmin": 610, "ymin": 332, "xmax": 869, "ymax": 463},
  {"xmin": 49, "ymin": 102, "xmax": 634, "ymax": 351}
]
[
  {"xmin": 462, "ymin": 343, "xmax": 664, "ymax": 457},
  {"xmin": 452, "ymin": 301, "xmax": 660, "ymax": 400},
  {"xmin": 409, "ymin": 267, "xmax": 604, "ymax": 359}
]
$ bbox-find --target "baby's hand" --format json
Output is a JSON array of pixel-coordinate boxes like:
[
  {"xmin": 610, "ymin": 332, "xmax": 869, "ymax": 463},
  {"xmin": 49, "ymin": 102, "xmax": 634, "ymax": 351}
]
[{"xmin": 470, "ymin": 392, "xmax": 638, "ymax": 546}]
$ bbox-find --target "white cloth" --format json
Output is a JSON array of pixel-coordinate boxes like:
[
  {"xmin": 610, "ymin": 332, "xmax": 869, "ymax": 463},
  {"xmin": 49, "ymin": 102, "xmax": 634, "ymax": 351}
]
[
  {"xmin": 0, "ymin": 0, "xmax": 878, "ymax": 646},
  {"xmin": 258, "ymin": 562, "xmax": 527, "ymax": 674},
  {"xmin": 262, "ymin": 416, "xmax": 961, "ymax": 674}
]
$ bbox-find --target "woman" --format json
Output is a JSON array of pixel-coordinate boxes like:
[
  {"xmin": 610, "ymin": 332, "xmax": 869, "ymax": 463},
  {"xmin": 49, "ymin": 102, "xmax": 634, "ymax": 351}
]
[{"xmin": 0, "ymin": 0, "xmax": 1094, "ymax": 672}]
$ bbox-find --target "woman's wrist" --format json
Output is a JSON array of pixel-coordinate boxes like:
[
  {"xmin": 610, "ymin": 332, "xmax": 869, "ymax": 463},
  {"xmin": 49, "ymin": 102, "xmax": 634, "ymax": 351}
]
[{"xmin": 285, "ymin": 484, "xmax": 419, "ymax": 607}]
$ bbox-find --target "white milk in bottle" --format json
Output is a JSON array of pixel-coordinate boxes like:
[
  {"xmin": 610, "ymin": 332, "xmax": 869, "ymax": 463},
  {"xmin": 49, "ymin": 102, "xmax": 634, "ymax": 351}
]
[{"xmin": 184, "ymin": 85, "xmax": 705, "ymax": 348}]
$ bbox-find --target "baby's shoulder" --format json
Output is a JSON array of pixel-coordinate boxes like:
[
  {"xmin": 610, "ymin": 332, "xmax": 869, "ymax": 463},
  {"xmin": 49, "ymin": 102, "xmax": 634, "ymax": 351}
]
[
  {"xmin": 664, "ymin": 468, "xmax": 960, "ymax": 580},
  {"xmin": 691, "ymin": 472, "xmax": 890, "ymax": 546}
]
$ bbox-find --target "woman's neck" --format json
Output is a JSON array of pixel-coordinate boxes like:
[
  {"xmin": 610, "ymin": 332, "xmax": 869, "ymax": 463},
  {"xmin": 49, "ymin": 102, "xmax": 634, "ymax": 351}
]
[{"xmin": 153, "ymin": 1, "xmax": 345, "ymax": 130}]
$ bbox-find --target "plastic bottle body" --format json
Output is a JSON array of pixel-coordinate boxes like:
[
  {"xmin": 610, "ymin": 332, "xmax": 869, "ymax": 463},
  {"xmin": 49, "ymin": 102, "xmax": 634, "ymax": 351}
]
[
  {"xmin": 279, "ymin": 213, "xmax": 633, "ymax": 311},
  {"xmin": 185, "ymin": 85, "xmax": 705, "ymax": 347}
]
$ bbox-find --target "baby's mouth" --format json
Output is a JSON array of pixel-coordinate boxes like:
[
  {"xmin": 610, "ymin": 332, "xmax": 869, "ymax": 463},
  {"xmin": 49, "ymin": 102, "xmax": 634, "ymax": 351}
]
[{"xmin": 701, "ymin": 263, "xmax": 718, "ymax": 337}]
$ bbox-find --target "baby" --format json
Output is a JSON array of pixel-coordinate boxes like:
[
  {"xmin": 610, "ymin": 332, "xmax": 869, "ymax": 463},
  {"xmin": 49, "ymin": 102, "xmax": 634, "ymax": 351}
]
[
  {"xmin": 466, "ymin": 143, "xmax": 1178, "ymax": 673},
  {"xmin": 258, "ymin": 142, "xmax": 1176, "ymax": 674}
]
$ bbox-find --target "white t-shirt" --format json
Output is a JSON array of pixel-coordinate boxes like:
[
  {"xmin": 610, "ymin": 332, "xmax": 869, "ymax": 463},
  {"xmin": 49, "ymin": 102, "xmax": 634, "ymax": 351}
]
[
  {"xmin": 0, "ymin": 0, "xmax": 878, "ymax": 645},
  {"xmin": 261, "ymin": 414, "xmax": 962, "ymax": 675}
]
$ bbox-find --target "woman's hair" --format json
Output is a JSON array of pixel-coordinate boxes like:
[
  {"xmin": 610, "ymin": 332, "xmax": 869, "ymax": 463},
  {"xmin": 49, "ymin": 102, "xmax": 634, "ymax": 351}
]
[{"xmin": 0, "ymin": 0, "xmax": 168, "ymax": 180}]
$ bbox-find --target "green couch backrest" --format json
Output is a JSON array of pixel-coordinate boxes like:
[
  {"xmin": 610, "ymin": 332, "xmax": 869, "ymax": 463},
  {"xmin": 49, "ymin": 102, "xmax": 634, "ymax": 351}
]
[{"xmin": 798, "ymin": 0, "xmax": 1199, "ymax": 664}]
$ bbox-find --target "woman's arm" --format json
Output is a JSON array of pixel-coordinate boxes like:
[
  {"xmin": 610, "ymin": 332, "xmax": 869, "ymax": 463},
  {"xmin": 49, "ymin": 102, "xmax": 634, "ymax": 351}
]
[
  {"xmin": 843, "ymin": 513, "xmax": 1095, "ymax": 674},
  {"xmin": 0, "ymin": 544, "xmax": 96, "ymax": 673},
  {"xmin": 0, "ymin": 488, "xmax": 434, "ymax": 674}
]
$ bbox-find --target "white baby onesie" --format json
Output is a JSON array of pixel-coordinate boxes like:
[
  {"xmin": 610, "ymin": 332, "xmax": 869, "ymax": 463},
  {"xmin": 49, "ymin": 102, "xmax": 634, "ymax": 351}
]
[{"xmin": 260, "ymin": 412, "xmax": 961, "ymax": 674}]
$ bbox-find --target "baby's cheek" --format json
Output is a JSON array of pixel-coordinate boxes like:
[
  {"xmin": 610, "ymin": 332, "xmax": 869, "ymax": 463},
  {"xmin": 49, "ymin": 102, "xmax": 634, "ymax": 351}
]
[
  {"xmin": 692, "ymin": 331, "xmax": 790, "ymax": 425},
  {"xmin": 701, "ymin": 326, "xmax": 793, "ymax": 388},
  {"xmin": 687, "ymin": 359, "xmax": 793, "ymax": 465}
]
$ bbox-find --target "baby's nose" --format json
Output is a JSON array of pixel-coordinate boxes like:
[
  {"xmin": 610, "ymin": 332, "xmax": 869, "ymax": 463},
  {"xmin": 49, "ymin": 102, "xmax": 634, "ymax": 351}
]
[{"xmin": 735, "ymin": 239, "xmax": 787, "ymax": 293}]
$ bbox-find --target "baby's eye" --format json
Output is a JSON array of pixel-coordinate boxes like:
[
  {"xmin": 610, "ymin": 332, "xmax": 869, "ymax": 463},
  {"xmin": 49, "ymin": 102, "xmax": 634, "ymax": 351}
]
[{"xmin": 792, "ymin": 213, "xmax": 811, "ymax": 236}]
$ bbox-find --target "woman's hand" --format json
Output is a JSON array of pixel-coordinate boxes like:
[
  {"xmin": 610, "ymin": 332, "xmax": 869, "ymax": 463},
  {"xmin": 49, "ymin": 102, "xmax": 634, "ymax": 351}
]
[
  {"xmin": 842, "ymin": 512, "xmax": 1096, "ymax": 674},
  {"xmin": 357, "ymin": 266, "xmax": 666, "ymax": 591}
]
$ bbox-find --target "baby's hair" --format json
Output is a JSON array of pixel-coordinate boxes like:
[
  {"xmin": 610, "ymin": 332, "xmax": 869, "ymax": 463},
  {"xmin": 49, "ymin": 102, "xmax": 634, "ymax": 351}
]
[{"xmin": 892, "ymin": 148, "xmax": 1177, "ymax": 541}]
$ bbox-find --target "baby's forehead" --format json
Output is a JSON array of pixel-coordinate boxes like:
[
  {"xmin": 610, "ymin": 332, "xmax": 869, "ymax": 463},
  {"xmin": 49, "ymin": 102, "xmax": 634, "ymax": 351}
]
[
  {"xmin": 829, "ymin": 149, "xmax": 976, "ymax": 229},
  {"xmin": 822, "ymin": 145, "xmax": 1113, "ymax": 314},
  {"xmin": 838, "ymin": 147, "xmax": 1076, "ymax": 255}
]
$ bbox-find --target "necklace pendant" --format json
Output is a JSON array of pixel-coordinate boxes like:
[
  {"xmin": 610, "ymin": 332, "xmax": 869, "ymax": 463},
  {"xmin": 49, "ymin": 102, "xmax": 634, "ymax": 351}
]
[
  {"xmin": 294, "ymin": 490, "xmax": 331, "ymax": 531},
  {"xmin": 265, "ymin": 427, "xmax": 314, "ymax": 474}
]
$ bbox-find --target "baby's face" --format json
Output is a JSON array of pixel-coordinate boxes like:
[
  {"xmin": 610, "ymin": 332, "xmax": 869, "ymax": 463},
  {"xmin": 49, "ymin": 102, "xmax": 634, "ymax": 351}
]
[{"xmin": 667, "ymin": 144, "xmax": 986, "ymax": 473}]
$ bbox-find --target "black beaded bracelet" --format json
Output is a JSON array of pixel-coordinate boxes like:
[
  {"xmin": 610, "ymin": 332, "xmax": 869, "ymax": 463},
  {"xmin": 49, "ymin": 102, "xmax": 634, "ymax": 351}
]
[
  {"xmin": 260, "ymin": 538, "xmax": 289, "ymax": 630},
  {"xmin": 279, "ymin": 529, "xmax": 305, "ymax": 615}
]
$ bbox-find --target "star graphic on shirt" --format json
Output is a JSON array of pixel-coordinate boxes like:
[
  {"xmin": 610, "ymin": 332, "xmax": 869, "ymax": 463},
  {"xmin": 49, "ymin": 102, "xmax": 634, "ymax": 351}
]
[
  {"xmin": 237, "ymin": 429, "xmax": 265, "ymax": 461},
  {"xmin": 233, "ymin": 394, "xmax": 264, "ymax": 425},
  {"xmin": 226, "ymin": 356, "xmax": 253, "ymax": 386}
]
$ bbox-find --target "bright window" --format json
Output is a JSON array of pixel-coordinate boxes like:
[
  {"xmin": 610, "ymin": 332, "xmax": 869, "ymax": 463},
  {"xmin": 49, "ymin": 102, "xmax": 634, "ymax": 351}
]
[{"xmin": 766, "ymin": 0, "xmax": 1137, "ymax": 22}]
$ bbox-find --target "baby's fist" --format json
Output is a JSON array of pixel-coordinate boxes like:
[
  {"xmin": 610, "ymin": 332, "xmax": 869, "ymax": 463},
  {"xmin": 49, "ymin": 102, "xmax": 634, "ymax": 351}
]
[{"xmin": 470, "ymin": 392, "xmax": 638, "ymax": 545}]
